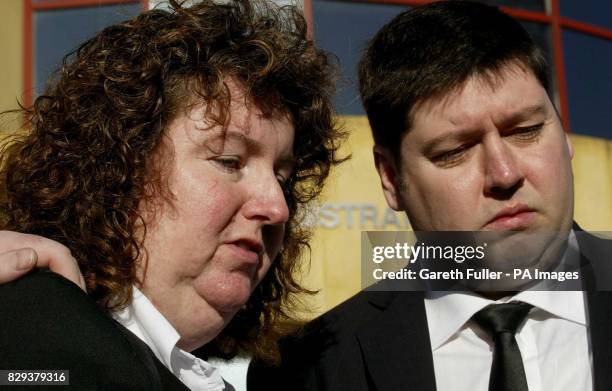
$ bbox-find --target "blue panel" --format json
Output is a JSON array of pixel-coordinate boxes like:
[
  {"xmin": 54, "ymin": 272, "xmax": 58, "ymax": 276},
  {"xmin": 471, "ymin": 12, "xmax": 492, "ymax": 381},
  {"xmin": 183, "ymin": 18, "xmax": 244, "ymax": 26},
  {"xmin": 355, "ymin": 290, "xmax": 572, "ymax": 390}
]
[
  {"xmin": 519, "ymin": 21, "xmax": 555, "ymax": 92},
  {"xmin": 312, "ymin": 1, "xmax": 554, "ymax": 115},
  {"xmin": 478, "ymin": 0, "xmax": 545, "ymax": 12},
  {"xmin": 563, "ymin": 30, "xmax": 612, "ymax": 139},
  {"xmin": 34, "ymin": 3, "xmax": 141, "ymax": 94},
  {"xmin": 312, "ymin": 0, "xmax": 409, "ymax": 115},
  {"xmin": 560, "ymin": 0, "xmax": 612, "ymax": 30}
]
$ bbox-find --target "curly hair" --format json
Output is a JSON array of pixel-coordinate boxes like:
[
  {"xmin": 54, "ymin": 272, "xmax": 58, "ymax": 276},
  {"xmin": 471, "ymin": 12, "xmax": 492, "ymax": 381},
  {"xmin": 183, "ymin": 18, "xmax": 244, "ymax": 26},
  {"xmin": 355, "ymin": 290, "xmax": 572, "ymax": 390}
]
[{"xmin": 0, "ymin": 0, "xmax": 343, "ymax": 361}]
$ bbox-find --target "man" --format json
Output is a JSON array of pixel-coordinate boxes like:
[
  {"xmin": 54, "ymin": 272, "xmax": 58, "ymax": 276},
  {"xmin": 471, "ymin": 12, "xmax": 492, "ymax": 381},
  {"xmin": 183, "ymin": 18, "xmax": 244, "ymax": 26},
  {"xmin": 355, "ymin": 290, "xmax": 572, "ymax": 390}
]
[
  {"xmin": 248, "ymin": 1, "xmax": 612, "ymax": 390},
  {"xmin": 0, "ymin": 0, "xmax": 342, "ymax": 389}
]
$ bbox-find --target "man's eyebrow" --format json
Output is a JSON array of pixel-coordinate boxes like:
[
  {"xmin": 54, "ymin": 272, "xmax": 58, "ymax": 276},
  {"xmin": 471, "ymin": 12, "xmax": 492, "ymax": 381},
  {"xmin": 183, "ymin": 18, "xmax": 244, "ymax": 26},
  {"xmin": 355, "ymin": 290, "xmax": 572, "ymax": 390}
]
[
  {"xmin": 421, "ymin": 128, "xmax": 482, "ymax": 156},
  {"xmin": 497, "ymin": 103, "xmax": 548, "ymax": 129}
]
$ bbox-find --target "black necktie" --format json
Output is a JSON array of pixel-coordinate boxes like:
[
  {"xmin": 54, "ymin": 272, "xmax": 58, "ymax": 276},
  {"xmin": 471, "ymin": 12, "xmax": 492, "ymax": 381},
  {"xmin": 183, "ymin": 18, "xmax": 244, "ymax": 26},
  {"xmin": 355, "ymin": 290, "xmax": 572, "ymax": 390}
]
[{"xmin": 472, "ymin": 302, "xmax": 533, "ymax": 391}]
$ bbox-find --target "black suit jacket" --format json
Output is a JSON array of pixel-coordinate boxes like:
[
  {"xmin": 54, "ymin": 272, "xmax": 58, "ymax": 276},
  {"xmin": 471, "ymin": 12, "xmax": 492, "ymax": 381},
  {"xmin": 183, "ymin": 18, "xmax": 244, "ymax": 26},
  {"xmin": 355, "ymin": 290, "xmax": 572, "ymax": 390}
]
[
  {"xmin": 248, "ymin": 230, "xmax": 612, "ymax": 391},
  {"xmin": 0, "ymin": 272, "xmax": 190, "ymax": 391}
]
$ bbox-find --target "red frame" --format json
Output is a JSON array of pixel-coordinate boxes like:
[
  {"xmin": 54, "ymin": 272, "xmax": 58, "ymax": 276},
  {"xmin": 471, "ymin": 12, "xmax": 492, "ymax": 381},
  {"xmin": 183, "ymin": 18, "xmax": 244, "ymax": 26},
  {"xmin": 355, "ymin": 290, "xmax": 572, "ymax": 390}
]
[
  {"xmin": 23, "ymin": 0, "xmax": 612, "ymax": 132},
  {"xmin": 549, "ymin": 0, "xmax": 569, "ymax": 131},
  {"xmin": 308, "ymin": 0, "xmax": 612, "ymax": 133},
  {"xmin": 304, "ymin": 0, "xmax": 314, "ymax": 39},
  {"xmin": 23, "ymin": 0, "xmax": 146, "ymax": 107}
]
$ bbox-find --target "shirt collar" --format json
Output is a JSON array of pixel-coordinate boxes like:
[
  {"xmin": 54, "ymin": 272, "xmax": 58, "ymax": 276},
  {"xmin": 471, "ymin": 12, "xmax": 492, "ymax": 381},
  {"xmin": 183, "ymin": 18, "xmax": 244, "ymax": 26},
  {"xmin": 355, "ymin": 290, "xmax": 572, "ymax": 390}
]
[
  {"xmin": 424, "ymin": 290, "xmax": 491, "ymax": 350},
  {"xmin": 424, "ymin": 230, "xmax": 587, "ymax": 351},
  {"xmin": 425, "ymin": 290, "xmax": 588, "ymax": 350},
  {"xmin": 113, "ymin": 288, "xmax": 226, "ymax": 391},
  {"xmin": 515, "ymin": 230, "xmax": 586, "ymax": 326},
  {"xmin": 113, "ymin": 287, "xmax": 179, "ymax": 369}
]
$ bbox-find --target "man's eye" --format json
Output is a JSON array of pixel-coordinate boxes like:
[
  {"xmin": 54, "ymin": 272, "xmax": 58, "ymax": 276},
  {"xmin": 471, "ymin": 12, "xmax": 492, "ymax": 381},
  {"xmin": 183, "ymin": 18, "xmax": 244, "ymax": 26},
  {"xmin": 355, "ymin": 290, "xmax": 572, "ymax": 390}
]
[
  {"xmin": 433, "ymin": 146, "xmax": 469, "ymax": 166},
  {"xmin": 213, "ymin": 156, "xmax": 242, "ymax": 171},
  {"xmin": 508, "ymin": 124, "xmax": 543, "ymax": 141}
]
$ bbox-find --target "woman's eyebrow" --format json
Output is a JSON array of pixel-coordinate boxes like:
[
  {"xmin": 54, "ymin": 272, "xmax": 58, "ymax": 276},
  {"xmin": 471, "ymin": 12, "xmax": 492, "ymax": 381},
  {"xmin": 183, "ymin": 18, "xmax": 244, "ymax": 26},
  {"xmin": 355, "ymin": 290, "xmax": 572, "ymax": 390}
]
[
  {"xmin": 276, "ymin": 156, "xmax": 296, "ymax": 171},
  {"xmin": 199, "ymin": 130, "xmax": 260, "ymax": 153},
  {"xmin": 203, "ymin": 131, "xmax": 295, "ymax": 166}
]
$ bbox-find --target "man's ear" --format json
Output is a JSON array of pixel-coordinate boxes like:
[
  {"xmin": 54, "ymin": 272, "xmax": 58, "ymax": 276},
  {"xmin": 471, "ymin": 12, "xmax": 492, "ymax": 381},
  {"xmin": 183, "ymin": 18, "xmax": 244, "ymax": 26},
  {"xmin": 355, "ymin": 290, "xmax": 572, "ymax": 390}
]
[
  {"xmin": 373, "ymin": 145, "xmax": 403, "ymax": 211},
  {"xmin": 564, "ymin": 132, "xmax": 574, "ymax": 159}
]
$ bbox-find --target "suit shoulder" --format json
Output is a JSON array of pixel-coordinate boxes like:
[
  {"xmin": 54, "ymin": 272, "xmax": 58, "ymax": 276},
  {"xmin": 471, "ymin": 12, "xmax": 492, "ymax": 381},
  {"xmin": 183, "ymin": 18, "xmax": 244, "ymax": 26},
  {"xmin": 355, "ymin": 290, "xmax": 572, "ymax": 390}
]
[
  {"xmin": 0, "ymin": 271, "xmax": 99, "ymax": 317},
  {"xmin": 250, "ymin": 290, "xmax": 411, "ymax": 391},
  {"xmin": 279, "ymin": 289, "xmax": 401, "ymax": 357},
  {"xmin": 311, "ymin": 289, "xmax": 400, "ymax": 333},
  {"xmin": 0, "ymin": 272, "xmax": 166, "ymax": 390}
]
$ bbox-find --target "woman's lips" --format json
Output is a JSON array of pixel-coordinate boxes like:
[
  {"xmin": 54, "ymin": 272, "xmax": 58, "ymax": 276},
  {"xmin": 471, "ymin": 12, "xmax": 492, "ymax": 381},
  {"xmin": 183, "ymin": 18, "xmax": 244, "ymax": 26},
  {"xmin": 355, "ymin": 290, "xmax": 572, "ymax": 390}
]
[{"xmin": 226, "ymin": 242, "xmax": 260, "ymax": 265}]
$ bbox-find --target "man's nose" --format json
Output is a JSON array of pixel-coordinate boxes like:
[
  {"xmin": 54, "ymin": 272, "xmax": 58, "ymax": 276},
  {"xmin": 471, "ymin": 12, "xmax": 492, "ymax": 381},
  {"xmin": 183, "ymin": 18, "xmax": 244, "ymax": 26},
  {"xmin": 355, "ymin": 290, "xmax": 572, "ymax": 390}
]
[
  {"xmin": 483, "ymin": 138, "xmax": 524, "ymax": 197},
  {"xmin": 243, "ymin": 176, "xmax": 290, "ymax": 225}
]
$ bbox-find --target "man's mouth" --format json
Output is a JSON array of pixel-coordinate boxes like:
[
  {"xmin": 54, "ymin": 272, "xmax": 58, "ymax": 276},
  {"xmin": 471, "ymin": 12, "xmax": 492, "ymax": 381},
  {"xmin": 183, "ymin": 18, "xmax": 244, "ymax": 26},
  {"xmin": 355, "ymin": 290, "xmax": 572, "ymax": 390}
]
[{"xmin": 485, "ymin": 204, "xmax": 536, "ymax": 230}]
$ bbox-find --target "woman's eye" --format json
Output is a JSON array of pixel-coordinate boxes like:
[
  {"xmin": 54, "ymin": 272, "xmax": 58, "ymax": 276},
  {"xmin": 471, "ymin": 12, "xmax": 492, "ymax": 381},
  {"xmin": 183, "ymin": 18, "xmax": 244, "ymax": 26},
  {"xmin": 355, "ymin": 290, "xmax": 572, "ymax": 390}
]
[
  {"xmin": 213, "ymin": 156, "xmax": 242, "ymax": 171},
  {"xmin": 276, "ymin": 173, "xmax": 288, "ymax": 185},
  {"xmin": 277, "ymin": 175, "xmax": 292, "ymax": 198}
]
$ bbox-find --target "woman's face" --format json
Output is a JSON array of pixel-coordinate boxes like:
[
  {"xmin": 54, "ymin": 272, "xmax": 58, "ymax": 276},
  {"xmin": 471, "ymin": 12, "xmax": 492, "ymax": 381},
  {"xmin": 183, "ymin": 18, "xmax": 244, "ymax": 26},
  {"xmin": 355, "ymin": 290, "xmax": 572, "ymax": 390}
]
[{"xmin": 138, "ymin": 83, "xmax": 294, "ymax": 352}]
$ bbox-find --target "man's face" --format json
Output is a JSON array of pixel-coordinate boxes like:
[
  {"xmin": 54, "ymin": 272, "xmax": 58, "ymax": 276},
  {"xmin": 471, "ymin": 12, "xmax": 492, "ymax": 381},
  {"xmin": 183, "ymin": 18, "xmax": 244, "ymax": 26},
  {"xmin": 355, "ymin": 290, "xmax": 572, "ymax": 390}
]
[
  {"xmin": 138, "ymin": 82, "xmax": 294, "ymax": 352},
  {"xmin": 376, "ymin": 65, "xmax": 574, "ymax": 234}
]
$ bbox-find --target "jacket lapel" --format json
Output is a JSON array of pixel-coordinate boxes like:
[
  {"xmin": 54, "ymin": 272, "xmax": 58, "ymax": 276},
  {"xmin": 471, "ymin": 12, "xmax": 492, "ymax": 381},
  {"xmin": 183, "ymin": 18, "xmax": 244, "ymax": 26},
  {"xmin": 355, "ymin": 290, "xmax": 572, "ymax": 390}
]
[
  {"xmin": 356, "ymin": 291, "xmax": 436, "ymax": 391},
  {"xmin": 115, "ymin": 319, "xmax": 189, "ymax": 391},
  {"xmin": 578, "ymin": 228, "xmax": 612, "ymax": 391},
  {"xmin": 586, "ymin": 290, "xmax": 612, "ymax": 391}
]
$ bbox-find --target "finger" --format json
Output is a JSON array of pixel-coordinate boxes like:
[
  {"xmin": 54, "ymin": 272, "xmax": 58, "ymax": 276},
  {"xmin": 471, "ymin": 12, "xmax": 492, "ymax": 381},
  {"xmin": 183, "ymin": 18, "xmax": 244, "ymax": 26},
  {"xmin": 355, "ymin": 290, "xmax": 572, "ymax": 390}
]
[
  {"xmin": 36, "ymin": 252, "xmax": 86, "ymax": 292},
  {"xmin": 0, "ymin": 248, "xmax": 37, "ymax": 284},
  {"xmin": 0, "ymin": 231, "xmax": 86, "ymax": 291}
]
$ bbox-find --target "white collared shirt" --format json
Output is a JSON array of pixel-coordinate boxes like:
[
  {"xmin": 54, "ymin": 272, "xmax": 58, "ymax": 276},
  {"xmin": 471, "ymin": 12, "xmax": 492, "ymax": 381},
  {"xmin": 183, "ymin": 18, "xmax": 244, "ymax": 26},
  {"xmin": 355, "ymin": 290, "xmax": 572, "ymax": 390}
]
[
  {"xmin": 425, "ymin": 290, "xmax": 592, "ymax": 391},
  {"xmin": 113, "ymin": 288, "xmax": 226, "ymax": 391},
  {"xmin": 424, "ymin": 231, "xmax": 593, "ymax": 391}
]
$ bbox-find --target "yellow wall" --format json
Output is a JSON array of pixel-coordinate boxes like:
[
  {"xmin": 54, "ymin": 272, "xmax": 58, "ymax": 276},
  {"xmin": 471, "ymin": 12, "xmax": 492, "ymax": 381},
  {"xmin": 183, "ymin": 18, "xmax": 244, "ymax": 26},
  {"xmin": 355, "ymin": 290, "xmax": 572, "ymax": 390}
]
[
  {"xmin": 299, "ymin": 116, "xmax": 612, "ymax": 317},
  {"xmin": 571, "ymin": 134, "xmax": 612, "ymax": 231},
  {"xmin": 298, "ymin": 116, "xmax": 409, "ymax": 315},
  {"xmin": 0, "ymin": 0, "xmax": 24, "ymax": 133}
]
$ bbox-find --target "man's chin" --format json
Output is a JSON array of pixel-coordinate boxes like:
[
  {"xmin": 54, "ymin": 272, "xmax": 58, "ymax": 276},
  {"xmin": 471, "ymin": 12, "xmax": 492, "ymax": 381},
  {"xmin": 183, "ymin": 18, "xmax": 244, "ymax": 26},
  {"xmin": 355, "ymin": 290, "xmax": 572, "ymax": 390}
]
[{"xmin": 463, "ymin": 230, "xmax": 570, "ymax": 290}]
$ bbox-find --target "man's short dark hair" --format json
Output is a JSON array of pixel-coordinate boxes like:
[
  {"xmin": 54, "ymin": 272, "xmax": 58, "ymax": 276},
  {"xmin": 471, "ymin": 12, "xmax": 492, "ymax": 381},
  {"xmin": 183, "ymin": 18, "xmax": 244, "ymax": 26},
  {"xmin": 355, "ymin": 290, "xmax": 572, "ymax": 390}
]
[{"xmin": 358, "ymin": 0, "xmax": 550, "ymax": 156}]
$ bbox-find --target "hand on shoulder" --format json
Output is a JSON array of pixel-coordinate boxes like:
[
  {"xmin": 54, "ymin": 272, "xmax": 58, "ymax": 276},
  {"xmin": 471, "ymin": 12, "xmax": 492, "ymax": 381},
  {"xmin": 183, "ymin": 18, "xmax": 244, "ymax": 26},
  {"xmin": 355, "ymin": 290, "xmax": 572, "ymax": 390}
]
[{"xmin": 0, "ymin": 230, "xmax": 86, "ymax": 291}]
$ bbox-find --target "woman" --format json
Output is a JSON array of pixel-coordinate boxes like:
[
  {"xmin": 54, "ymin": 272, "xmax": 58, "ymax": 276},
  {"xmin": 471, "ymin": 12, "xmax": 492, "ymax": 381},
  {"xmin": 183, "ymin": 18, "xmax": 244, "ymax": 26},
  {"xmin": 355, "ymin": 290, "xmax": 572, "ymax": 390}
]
[{"xmin": 0, "ymin": 0, "xmax": 342, "ymax": 389}]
